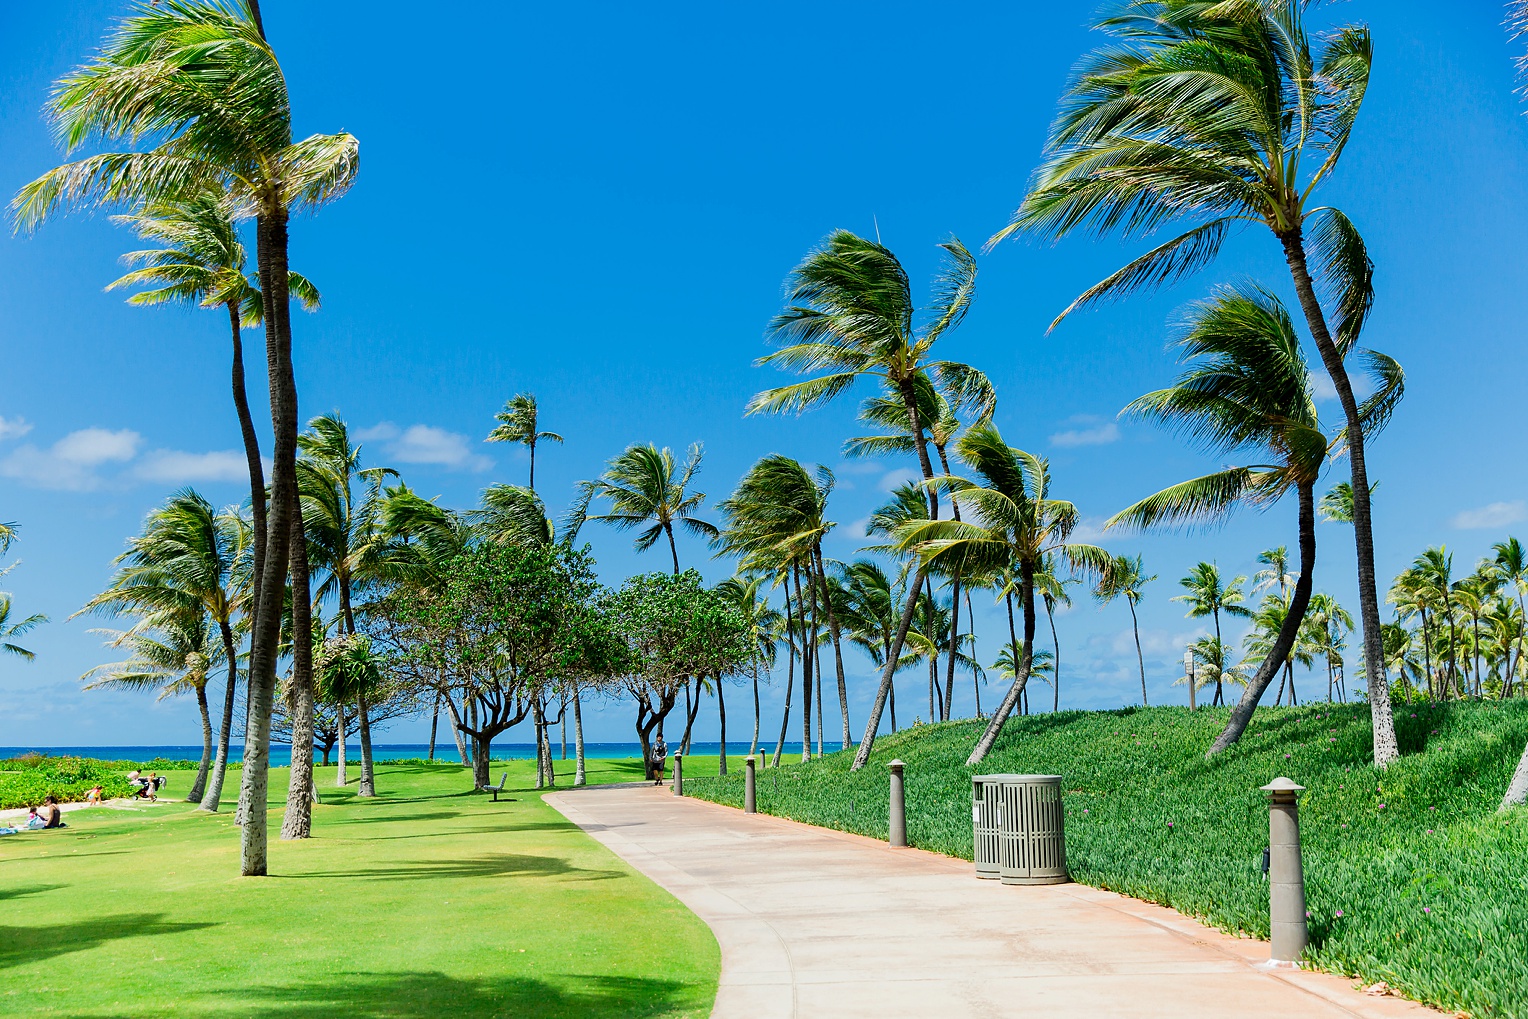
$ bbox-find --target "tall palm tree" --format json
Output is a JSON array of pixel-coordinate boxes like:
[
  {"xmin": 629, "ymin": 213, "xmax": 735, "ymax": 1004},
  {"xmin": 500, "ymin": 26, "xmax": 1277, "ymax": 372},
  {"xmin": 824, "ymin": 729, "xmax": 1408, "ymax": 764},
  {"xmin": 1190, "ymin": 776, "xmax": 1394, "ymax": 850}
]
[
  {"xmin": 80, "ymin": 490, "xmax": 248, "ymax": 810},
  {"xmin": 1094, "ymin": 554, "xmax": 1154, "ymax": 706},
  {"xmin": 1412, "ymin": 548, "xmax": 1460, "ymax": 698},
  {"xmin": 996, "ymin": 0, "xmax": 1401, "ymax": 766},
  {"xmin": 486, "ymin": 393, "xmax": 563, "ymax": 491},
  {"xmin": 1494, "ymin": 538, "xmax": 1528, "ymax": 693},
  {"xmin": 83, "ymin": 605, "xmax": 223, "ymax": 801},
  {"xmin": 896, "ymin": 423, "xmax": 1110, "ymax": 766},
  {"xmin": 107, "ymin": 190, "xmax": 319, "ymax": 611},
  {"xmin": 315, "ymin": 633, "xmax": 384, "ymax": 788},
  {"xmin": 1303, "ymin": 593, "xmax": 1354, "ymax": 702},
  {"xmin": 1034, "ymin": 557, "xmax": 1074, "ymax": 712},
  {"xmin": 584, "ymin": 443, "xmax": 716, "ymax": 574},
  {"xmin": 1172, "ymin": 563, "xmax": 1250, "ymax": 707},
  {"xmin": 840, "ymin": 560, "xmax": 905, "ymax": 731},
  {"xmin": 716, "ymin": 575, "xmax": 782, "ymax": 759},
  {"xmin": 748, "ymin": 230, "xmax": 993, "ymax": 770},
  {"xmin": 0, "ymin": 594, "xmax": 46, "ymax": 663},
  {"xmin": 16, "ymin": 0, "xmax": 360, "ymax": 874},
  {"xmin": 1106, "ymin": 284, "xmax": 1401, "ymax": 753}
]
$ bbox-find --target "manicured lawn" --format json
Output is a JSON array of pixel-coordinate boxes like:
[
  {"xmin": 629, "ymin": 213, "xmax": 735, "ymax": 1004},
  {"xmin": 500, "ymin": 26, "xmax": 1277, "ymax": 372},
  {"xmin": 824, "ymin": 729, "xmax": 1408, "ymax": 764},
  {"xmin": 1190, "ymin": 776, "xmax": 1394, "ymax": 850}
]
[
  {"xmin": 0, "ymin": 758, "xmax": 719, "ymax": 1018},
  {"xmin": 687, "ymin": 702, "xmax": 1528, "ymax": 1019}
]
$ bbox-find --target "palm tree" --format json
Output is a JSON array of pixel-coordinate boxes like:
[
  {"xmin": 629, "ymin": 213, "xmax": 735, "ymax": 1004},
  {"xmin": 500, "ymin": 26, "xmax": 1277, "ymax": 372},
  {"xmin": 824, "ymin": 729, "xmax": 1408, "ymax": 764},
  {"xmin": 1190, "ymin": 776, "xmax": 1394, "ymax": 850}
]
[
  {"xmin": 16, "ymin": 0, "xmax": 360, "ymax": 875},
  {"xmin": 716, "ymin": 575, "xmax": 782, "ymax": 759},
  {"xmin": 79, "ymin": 490, "xmax": 248, "ymax": 811},
  {"xmin": 486, "ymin": 393, "xmax": 563, "ymax": 491},
  {"xmin": 1494, "ymin": 538, "xmax": 1528, "ymax": 693},
  {"xmin": 315, "ymin": 633, "xmax": 384, "ymax": 788},
  {"xmin": 1033, "ymin": 557, "xmax": 1074, "ymax": 713},
  {"xmin": 1094, "ymin": 554, "xmax": 1154, "ymax": 706},
  {"xmin": 0, "ymin": 594, "xmax": 46, "ymax": 663},
  {"xmin": 996, "ymin": 1, "xmax": 1402, "ymax": 765},
  {"xmin": 469, "ymin": 484, "xmax": 554, "ymax": 547},
  {"xmin": 840, "ymin": 560, "xmax": 906, "ymax": 731},
  {"xmin": 298, "ymin": 414, "xmax": 398, "ymax": 797},
  {"xmin": 584, "ymin": 443, "xmax": 716, "ymax": 574},
  {"xmin": 1182, "ymin": 637, "xmax": 1247, "ymax": 701},
  {"xmin": 1172, "ymin": 563, "xmax": 1250, "ymax": 707},
  {"xmin": 107, "ymin": 190, "xmax": 319, "ymax": 611},
  {"xmin": 896, "ymin": 423, "xmax": 1110, "ymax": 766},
  {"xmin": 749, "ymin": 230, "xmax": 993, "ymax": 769},
  {"xmin": 83, "ymin": 606, "xmax": 222, "ymax": 800},
  {"xmin": 1106, "ymin": 284, "xmax": 1401, "ymax": 752},
  {"xmin": 1303, "ymin": 593, "xmax": 1354, "ymax": 702},
  {"xmin": 1412, "ymin": 548, "xmax": 1460, "ymax": 698}
]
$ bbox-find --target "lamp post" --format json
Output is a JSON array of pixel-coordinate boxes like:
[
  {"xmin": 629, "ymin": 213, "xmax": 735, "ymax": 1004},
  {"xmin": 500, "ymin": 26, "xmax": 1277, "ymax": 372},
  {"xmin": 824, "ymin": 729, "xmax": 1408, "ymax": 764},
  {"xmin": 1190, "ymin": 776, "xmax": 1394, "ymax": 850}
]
[
  {"xmin": 1262, "ymin": 776, "xmax": 1308, "ymax": 966},
  {"xmin": 888, "ymin": 759, "xmax": 907, "ymax": 848},
  {"xmin": 744, "ymin": 756, "xmax": 757, "ymax": 813},
  {"xmin": 673, "ymin": 753, "xmax": 683, "ymax": 797}
]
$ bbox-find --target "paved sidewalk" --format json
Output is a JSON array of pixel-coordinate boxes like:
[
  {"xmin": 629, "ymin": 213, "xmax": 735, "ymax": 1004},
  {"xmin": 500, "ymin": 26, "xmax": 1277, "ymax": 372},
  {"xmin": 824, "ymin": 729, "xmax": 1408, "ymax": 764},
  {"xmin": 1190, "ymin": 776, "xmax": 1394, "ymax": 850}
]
[{"xmin": 545, "ymin": 785, "xmax": 1439, "ymax": 1019}]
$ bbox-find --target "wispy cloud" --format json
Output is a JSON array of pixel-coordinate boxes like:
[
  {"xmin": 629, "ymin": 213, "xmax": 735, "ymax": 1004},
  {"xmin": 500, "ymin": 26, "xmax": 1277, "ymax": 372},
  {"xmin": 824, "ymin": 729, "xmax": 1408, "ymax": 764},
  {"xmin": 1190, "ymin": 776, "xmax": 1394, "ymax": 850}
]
[
  {"xmin": 1070, "ymin": 516, "xmax": 1109, "ymax": 543},
  {"xmin": 360, "ymin": 422, "xmax": 493, "ymax": 472},
  {"xmin": 1311, "ymin": 371, "xmax": 1376, "ymax": 404},
  {"xmin": 879, "ymin": 467, "xmax": 920, "ymax": 493},
  {"xmin": 0, "ymin": 416, "xmax": 32, "ymax": 441},
  {"xmin": 1451, "ymin": 500, "xmax": 1528, "ymax": 531},
  {"xmin": 1050, "ymin": 415, "xmax": 1121, "ymax": 449},
  {"xmin": 0, "ymin": 427, "xmax": 142, "ymax": 491},
  {"xmin": 135, "ymin": 449, "xmax": 251, "ymax": 484}
]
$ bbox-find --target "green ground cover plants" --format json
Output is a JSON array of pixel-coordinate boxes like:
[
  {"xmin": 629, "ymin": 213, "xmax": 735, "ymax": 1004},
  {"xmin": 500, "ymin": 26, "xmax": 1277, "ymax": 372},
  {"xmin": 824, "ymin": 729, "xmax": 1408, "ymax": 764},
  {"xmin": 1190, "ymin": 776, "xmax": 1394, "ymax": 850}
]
[
  {"xmin": 686, "ymin": 703, "xmax": 1528, "ymax": 1018},
  {"xmin": 0, "ymin": 754, "xmax": 197, "ymax": 810},
  {"xmin": 0, "ymin": 758, "xmax": 719, "ymax": 1018}
]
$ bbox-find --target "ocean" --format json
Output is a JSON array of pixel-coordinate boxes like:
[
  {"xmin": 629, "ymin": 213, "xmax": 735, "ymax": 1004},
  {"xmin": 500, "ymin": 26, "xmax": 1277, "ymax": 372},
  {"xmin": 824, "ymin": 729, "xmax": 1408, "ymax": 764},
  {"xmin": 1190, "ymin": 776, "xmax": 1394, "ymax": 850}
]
[{"xmin": 0, "ymin": 742, "xmax": 818, "ymax": 765}]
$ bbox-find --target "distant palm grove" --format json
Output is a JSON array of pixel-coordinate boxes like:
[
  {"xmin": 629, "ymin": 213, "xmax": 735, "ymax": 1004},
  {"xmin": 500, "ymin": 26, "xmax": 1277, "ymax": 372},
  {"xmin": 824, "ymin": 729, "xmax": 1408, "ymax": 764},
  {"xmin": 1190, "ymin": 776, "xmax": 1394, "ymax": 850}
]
[{"xmin": 7, "ymin": 0, "xmax": 1528, "ymax": 877}]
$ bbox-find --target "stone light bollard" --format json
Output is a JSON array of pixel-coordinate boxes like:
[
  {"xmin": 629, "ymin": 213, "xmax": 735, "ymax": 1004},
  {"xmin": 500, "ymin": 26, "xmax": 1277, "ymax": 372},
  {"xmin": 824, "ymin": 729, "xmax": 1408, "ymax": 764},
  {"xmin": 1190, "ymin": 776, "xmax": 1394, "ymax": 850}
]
[
  {"xmin": 888, "ymin": 759, "xmax": 907, "ymax": 848},
  {"xmin": 1262, "ymin": 776, "xmax": 1308, "ymax": 966},
  {"xmin": 673, "ymin": 753, "xmax": 683, "ymax": 797},
  {"xmin": 744, "ymin": 756, "xmax": 757, "ymax": 814}
]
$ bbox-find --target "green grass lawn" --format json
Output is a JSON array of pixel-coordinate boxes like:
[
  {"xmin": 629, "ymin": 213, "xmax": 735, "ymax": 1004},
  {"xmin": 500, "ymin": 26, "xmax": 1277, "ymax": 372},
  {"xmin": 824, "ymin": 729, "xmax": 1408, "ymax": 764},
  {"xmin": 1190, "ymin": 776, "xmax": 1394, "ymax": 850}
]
[
  {"xmin": 687, "ymin": 702, "xmax": 1528, "ymax": 1019},
  {"xmin": 0, "ymin": 757, "xmax": 720, "ymax": 1018}
]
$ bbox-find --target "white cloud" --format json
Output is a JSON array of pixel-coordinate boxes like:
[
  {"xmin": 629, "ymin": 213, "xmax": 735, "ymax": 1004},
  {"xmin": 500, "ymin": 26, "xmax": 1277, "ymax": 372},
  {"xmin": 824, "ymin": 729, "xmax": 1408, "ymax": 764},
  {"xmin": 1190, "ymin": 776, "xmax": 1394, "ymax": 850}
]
[
  {"xmin": 1069, "ymin": 516, "xmax": 1109, "ymax": 543},
  {"xmin": 1311, "ymin": 371, "xmax": 1376, "ymax": 404},
  {"xmin": 879, "ymin": 467, "xmax": 920, "ymax": 493},
  {"xmin": 1451, "ymin": 500, "xmax": 1528, "ymax": 531},
  {"xmin": 361, "ymin": 422, "xmax": 492, "ymax": 471},
  {"xmin": 1050, "ymin": 415, "xmax": 1121, "ymax": 449},
  {"xmin": 136, "ymin": 449, "xmax": 250, "ymax": 484},
  {"xmin": 0, "ymin": 416, "xmax": 32, "ymax": 441},
  {"xmin": 0, "ymin": 428, "xmax": 141, "ymax": 490}
]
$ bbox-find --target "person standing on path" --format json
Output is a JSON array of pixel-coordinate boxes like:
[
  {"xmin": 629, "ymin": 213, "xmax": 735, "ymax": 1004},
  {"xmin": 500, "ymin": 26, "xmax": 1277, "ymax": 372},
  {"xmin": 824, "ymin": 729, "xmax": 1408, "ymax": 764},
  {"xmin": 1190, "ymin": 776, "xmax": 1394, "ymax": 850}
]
[{"xmin": 652, "ymin": 733, "xmax": 667, "ymax": 786}]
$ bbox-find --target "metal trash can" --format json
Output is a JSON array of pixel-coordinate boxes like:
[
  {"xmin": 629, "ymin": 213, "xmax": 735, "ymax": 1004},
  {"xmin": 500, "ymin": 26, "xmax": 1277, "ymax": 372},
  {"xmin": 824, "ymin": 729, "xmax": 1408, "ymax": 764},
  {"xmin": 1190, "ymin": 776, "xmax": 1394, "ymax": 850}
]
[
  {"xmin": 997, "ymin": 775, "xmax": 1069, "ymax": 885},
  {"xmin": 972, "ymin": 774, "xmax": 1023, "ymax": 879}
]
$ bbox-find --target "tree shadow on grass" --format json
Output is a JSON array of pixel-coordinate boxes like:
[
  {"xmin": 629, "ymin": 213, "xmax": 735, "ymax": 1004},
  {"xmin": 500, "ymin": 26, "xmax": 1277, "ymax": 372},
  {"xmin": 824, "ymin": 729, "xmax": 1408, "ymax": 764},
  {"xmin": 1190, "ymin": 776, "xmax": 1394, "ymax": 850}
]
[
  {"xmin": 344, "ymin": 821, "xmax": 580, "ymax": 843},
  {"xmin": 206, "ymin": 970, "xmax": 707, "ymax": 1019},
  {"xmin": 289, "ymin": 852, "xmax": 623, "ymax": 883},
  {"xmin": 0, "ymin": 884, "xmax": 63, "ymax": 903},
  {"xmin": 0, "ymin": 913, "xmax": 217, "ymax": 971}
]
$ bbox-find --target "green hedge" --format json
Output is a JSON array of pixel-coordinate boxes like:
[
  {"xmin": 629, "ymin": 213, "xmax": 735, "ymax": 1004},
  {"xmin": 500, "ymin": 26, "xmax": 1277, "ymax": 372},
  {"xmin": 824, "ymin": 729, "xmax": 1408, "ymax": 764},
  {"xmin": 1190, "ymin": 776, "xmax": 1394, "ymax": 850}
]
[
  {"xmin": 0, "ymin": 753, "xmax": 201, "ymax": 810},
  {"xmin": 686, "ymin": 701, "xmax": 1528, "ymax": 1019}
]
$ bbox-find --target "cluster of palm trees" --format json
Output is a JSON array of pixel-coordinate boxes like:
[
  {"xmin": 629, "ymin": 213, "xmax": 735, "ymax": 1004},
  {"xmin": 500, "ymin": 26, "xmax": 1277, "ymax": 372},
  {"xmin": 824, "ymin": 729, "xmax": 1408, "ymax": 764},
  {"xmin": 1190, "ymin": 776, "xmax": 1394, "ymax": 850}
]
[{"xmin": 0, "ymin": 523, "xmax": 47, "ymax": 666}]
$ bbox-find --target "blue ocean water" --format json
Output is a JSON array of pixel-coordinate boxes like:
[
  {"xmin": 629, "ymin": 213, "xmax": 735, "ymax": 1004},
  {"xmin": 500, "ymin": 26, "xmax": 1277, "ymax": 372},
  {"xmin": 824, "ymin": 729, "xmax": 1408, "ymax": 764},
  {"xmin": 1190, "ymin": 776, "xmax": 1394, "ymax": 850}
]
[{"xmin": 0, "ymin": 742, "xmax": 817, "ymax": 765}]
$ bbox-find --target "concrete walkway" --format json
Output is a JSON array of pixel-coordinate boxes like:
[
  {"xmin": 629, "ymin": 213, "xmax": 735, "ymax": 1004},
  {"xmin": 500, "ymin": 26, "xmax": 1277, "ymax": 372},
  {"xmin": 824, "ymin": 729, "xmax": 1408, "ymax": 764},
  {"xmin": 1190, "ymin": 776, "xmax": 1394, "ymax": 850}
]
[{"xmin": 545, "ymin": 785, "xmax": 1440, "ymax": 1019}]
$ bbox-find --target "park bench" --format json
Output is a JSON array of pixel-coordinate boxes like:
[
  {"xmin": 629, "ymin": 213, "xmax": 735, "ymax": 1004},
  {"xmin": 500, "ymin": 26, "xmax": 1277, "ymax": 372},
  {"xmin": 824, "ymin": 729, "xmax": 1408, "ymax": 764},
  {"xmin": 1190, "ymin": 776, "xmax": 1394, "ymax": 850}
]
[{"xmin": 477, "ymin": 773, "xmax": 509, "ymax": 801}]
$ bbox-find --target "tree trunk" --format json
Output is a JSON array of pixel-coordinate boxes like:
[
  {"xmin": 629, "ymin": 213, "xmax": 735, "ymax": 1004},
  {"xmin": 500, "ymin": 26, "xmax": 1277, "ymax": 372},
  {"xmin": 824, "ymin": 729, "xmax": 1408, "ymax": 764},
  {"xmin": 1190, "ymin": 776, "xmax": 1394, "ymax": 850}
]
[
  {"xmin": 967, "ymin": 565, "xmax": 1037, "ymax": 767},
  {"xmin": 945, "ymin": 573, "xmax": 961, "ymax": 721},
  {"xmin": 357, "ymin": 689, "xmax": 375, "ymax": 797},
  {"xmin": 199, "ymin": 621, "xmax": 241, "ymax": 811},
  {"xmin": 1209, "ymin": 483, "xmax": 1318, "ymax": 755},
  {"xmin": 573, "ymin": 690, "xmax": 587, "ymax": 787},
  {"xmin": 680, "ymin": 680, "xmax": 702, "ymax": 756},
  {"xmin": 1280, "ymin": 229, "xmax": 1397, "ymax": 767},
  {"xmin": 187, "ymin": 684, "xmax": 213, "ymax": 803},
  {"xmin": 282, "ymin": 496, "xmax": 317, "ymax": 839},
  {"xmin": 427, "ymin": 692, "xmax": 439, "ymax": 761},
  {"xmin": 1128, "ymin": 598, "xmax": 1148, "ymax": 706},
  {"xmin": 717, "ymin": 674, "xmax": 728, "ymax": 776},
  {"xmin": 240, "ymin": 208, "xmax": 299, "ymax": 877},
  {"xmin": 1500, "ymin": 739, "xmax": 1528, "ymax": 811},
  {"xmin": 335, "ymin": 704, "xmax": 348, "ymax": 787},
  {"xmin": 1046, "ymin": 598, "xmax": 1061, "ymax": 712},
  {"xmin": 561, "ymin": 696, "xmax": 568, "ymax": 760},
  {"xmin": 443, "ymin": 690, "xmax": 471, "ymax": 769},
  {"xmin": 772, "ymin": 654, "xmax": 795, "ymax": 770},
  {"xmin": 796, "ymin": 566, "xmax": 814, "ymax": 762},
  {"xmin": 226, "ymin": 299, "xmax": 267, "ymax": 683},
  {"xmin": 473, "ymin": 733, "xmax": 491, "ymax": 788},
  {"xmin": 818, "ymin": 550, "xmax": 851, "ymax": 751},
  {"xmin": 849, "ymin": 567, "xmax": 928, "ymax": 771},
  {"xmin": 928, "ymin": 653, "xmax": 939, "ymax": 724},
  {"xmin": 533, "ymin": 698, "xmax": 546, "ymax": 790},
  {"xmin": 750, "ymin": 676, "xmax": 760, "ymax": 757}
]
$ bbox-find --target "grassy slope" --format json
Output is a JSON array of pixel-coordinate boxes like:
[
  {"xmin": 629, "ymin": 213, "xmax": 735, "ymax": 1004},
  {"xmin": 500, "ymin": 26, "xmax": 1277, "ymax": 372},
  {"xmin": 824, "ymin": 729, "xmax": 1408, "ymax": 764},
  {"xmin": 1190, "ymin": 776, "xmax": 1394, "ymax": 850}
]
[
  {"xmin": 686, "ymin": 702, "xmax": 1528, "ymax": 1019},
  {"xmin": 0, "ymin": 758, "xmax": 721, "ymax": 1019}
]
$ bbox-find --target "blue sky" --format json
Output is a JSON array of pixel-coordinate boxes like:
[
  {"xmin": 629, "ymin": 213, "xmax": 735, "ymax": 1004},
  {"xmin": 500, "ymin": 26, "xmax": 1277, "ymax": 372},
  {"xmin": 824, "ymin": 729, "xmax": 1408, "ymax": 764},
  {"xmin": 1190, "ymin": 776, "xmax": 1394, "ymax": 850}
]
[{"xmin": 3, "ymin": 1, "xmax": 1527, "ymax": 749}]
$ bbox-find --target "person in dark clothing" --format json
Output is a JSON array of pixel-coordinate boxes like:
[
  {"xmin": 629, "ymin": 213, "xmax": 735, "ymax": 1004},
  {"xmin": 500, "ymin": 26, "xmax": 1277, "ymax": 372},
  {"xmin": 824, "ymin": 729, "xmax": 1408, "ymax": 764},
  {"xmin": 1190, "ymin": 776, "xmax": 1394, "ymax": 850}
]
[{"xmin": 652, "ymin": 734, "xmax": 667, "ymax": 786}]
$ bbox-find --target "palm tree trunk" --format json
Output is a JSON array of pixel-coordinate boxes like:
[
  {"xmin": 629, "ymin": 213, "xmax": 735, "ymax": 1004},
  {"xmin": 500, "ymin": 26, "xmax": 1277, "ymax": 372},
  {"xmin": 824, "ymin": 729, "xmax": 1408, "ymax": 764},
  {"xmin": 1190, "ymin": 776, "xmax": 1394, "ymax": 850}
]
[
  {"xmin": 849, "ymin": 567, "xmax": 928, "ymax": 771},
  {"xmin": 1212, "ymin": 608, "xmax": 1224, "ymax": 707},
  {"xmin": 239, "ymin": 208, "xmax": 299, "ymax": 877},
  {"xmin": 573, "ymin": 689, "xmax": 587, "ymax": 787},
  {"xmin": 666, "ymin": 523, "xmax": 680, "ymax": 576},
  {"xmin": 945, "ymin": 573, "xmax": 961, "ymax": 721},
  {"xmin": 750, "ymin": 676, "xmax": 760, "ymax": 756},
  {"xmin": 427, "ymin": 692, "xmax": 439, "ymax": 761},
  {"xmin": 1128, "ymin": 598, "xmax": 1148, "ymax": 707},
  {"xmin": 681, "ymin": 681, "xmax": 702, "ymax": 755},
  {"xmin": 335, "ymin": 704, "xmax": 348, "ymax": 787},
  {"xmin": 1210, "ymin": 484, "xmax": 1317, "ymax": 756},
  {"xmin": 772, "ymin": 649, "xmax": 794, "ymax": 770},
  {"xmin": 282, "ymin": 497, "xmax": 317, "ymax": 838},
  {"xmin": 717, "ymin": 675, "xmax": 728, "ymax": 776},
  {"xmin": 814, "ymin": 639, "xmax": 824, "ymax": 757},
  {"xmin": 796, "ymin": 566, "xmax": 813, "ymax": 762},
  {"xmin": 528, "ymin": 440, "xmax": 536, "ymax": 492},
  {"xmin": 187, "ymin": 683, "xmax": 213, "ymax": 803},
  {"xmin": 1046, "ymin": 598, "xmax": 1061, "ymax": 712},
  {"xmin": 357, "ymin": 689, "xmax": 375, "ymax": 797},
  {"xmin": 226, "ymin": 300, "xmax": 267, "ymax": 634},
  {"xmin": 199, "ymin": 620, "xmax": 241, "ymax": 811},
  {"xmin": 928, "ymin": 653, "xmax": 939, "ymax": 725},
  {"xmin": 967, "ymin": 565, "xmax": 1037, "ymax": 767},
  {"xmin": 1280, "ymin": 230, "xmax": 1397, "ymax": 766},
  {"xmin": 442, "ymin": 690, "xmax": 471, "ymax": 769},
  {"xmin": 817, "ymin": 548, "xmax": 852, "ymax": 750}
]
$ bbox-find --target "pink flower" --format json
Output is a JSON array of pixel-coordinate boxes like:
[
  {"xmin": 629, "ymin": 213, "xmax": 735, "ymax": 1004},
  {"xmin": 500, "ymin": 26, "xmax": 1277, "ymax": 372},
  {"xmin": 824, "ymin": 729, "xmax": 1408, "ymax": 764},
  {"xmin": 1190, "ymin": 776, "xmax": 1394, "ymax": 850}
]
[
  {"xmin": 1423, "ymin": 907, "xmax": 1431, "ymax": 914},
  {"xmin": 1428, "ymin": 806, "xmax": 1436, "ymax": 811},
  {"xmin": 1335, "ymin": 910, "xmax": 1344, "ymax": 917},
  {"xmin": 1285, "ymin": 753, "xmax": 1292, "ymax": 759},
  {"xmin": 1341, "ymin": 823, "xmax": 1349, "ymax": 829},
  {"xmin": 1379, "ymin": 804, "xmax": 1386, "ymax": 810},
  {"xmin": 1426, "ymin": 829, "xmax": 1433, "ymax": 834}
]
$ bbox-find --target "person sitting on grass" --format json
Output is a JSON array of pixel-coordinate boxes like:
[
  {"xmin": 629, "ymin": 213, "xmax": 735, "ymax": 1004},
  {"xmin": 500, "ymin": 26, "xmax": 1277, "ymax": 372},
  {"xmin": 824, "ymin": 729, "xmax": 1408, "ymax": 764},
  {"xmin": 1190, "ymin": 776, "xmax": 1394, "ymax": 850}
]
[
  {"xmin": 39, "ymin": 796, "xmax": 63, "ymax": 828},
  {"xmin": 652, "ymin": 733, "xmax": 667, "ymax": 787}
]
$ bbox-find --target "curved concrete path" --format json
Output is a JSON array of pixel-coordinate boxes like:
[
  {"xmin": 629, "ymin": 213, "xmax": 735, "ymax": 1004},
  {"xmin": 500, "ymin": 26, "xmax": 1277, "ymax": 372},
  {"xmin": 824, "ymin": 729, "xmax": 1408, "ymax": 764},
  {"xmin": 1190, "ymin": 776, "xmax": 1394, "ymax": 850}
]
[{"xmin": 546, "ymin": 785, "xmax": 1441, "ymax": 1019}]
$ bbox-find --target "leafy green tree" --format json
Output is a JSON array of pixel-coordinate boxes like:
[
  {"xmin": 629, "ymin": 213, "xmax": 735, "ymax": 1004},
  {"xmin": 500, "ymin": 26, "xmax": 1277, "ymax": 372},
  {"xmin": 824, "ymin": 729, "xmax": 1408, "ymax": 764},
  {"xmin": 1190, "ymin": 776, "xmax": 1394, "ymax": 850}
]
[
  {"xmin": 486, "ymin": 393, "xmax": 563, "ymax": 492},
  {"xmin": 748, "ymin": 231, "xmax": 992, "ymax": 768},
  {"xmin": 1094, "ymin": 554, "xmax": 1155, "ymax": 707},
  {"xmin": 16, "ymin": 0, "xmax": 360, "ymax": 874},
  {"xmin": 0, "ymin": 596, "xmax": 46, "ymax": 663},
  {"xmin": 79, "ymin": 490, "xmax": 248, "ymax": 810},
  {"xmin": 995, "ymin": 0, "xmax": 1402, "ymax": 766},
  {"xmin": 584, "ymin": 443, "xmax": 716, "ymax": 574},
  {"xmin": 897, "ymin": 423, "xmax": 1109, "ymax": 767}
]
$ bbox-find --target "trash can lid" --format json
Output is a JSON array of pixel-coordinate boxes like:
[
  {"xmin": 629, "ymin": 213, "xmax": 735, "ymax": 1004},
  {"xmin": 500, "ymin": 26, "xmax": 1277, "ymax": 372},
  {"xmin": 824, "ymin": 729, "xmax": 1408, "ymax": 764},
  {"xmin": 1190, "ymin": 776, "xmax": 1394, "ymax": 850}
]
[{"xmin": 973, "ymin": 773, "xmax": 1060, "ymax": 783}]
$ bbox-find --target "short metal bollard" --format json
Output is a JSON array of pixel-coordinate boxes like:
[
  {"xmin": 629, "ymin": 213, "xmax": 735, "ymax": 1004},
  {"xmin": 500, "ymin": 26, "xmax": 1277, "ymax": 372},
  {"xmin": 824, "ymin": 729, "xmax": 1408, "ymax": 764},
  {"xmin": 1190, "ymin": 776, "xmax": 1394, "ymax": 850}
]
[
  {"xmin": 1262, "ymin": 777, "xmax": 1308, "ymax": 965},
  {"xmin": 744, "ymin": 756, "xmax": 757, "ymax": 813},
  {"xmin": 888, "ymin": 759, "xmax": 907, "ymax": 848},
  {"xmin": 673, "ymin": 753, "xmax": 683, "ymax": 797}
]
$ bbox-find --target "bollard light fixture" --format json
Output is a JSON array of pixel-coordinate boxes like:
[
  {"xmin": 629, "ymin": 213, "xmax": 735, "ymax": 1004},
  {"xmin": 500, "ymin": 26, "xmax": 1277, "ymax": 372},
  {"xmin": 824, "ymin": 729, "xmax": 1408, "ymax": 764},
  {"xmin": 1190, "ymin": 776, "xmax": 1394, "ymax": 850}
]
[{"xmin": 1261, "ymin": 776, "xmax": 1308, "ymax": 966}]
